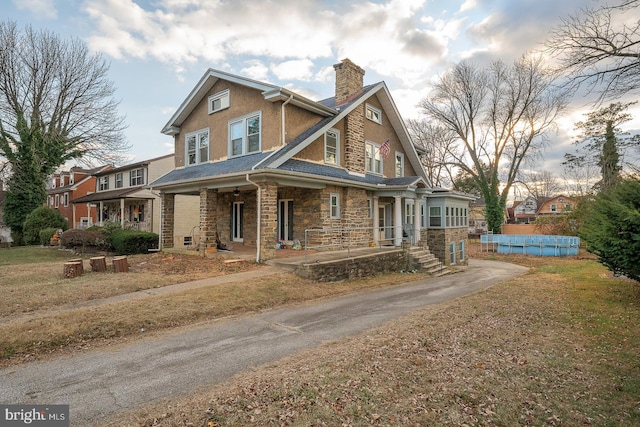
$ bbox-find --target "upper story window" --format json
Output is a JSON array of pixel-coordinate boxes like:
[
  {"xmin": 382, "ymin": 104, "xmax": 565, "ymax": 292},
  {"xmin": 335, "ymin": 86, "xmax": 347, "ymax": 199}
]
[
  {"xmin": 69, "ymin": 173, "xmax": 74, "ymax": 185},
  {"xmin": 365, "ymin": 104, "xmax": 382, "ymax": 124},
  {"xmin": 55, "ymin": 194, "xmax": 59, "ymax": 208},
  {"xmin": 324, "ymin": 129, "xmax": 340, "ymax": 165},
  {"xmin": 130, "ymin": 168, "xmax": 144, "ymax": 186},
  {"xmin": 51, "ymin": 178, "xmax": 56, "ymax": 189},
  {"xmin": 395, "ymin": 152, "xmax": 404, "ymax": 178},
  {"xmin": 186, "ymin": 129, "xmax": 209, "ymax": 166},
  {"xmin": 63, "ymin": 192, "xmax": 69, "ymax": 207},
  {"xmin": 229, "ymin": 112, "xmax": 261, "ymax": 157},
  {"xmin": 365, "ymin": 141, "xmax": 382, "ymax": 174},
  {"xmin": 115, "ymin": 172, "xmax": 123, "ymax": 188},
  {"xmin": 98, "ymin": 176, "xmax": 109, "ymax": 191},
  {"xmin": 208, "ymin": 89, "xmax": 230, "ymax": 114},
  {"xmin": 551, "ymin": 203, "xmax": 557, "ymax": 212}
]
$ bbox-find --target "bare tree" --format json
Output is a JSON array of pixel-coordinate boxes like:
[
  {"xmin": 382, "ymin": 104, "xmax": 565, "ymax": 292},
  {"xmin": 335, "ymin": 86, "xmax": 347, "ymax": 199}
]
[
  {"xmin": 545, "ymin": 0, "xmax": 640, "ymax": 103},
  {"xmin": 521, "ymin": 170, "xmax": 562, "ymax": 200},
  {"xmin": 0, "ymin": 21, "xmax": 129, "ymax": 237},
  {"xmin": 406, "ymin": 118, "xmax": 459, "ymax": 188},
  {"xmin": 419, "ymin": 55, "xmax": 569, "ymax": 233}
]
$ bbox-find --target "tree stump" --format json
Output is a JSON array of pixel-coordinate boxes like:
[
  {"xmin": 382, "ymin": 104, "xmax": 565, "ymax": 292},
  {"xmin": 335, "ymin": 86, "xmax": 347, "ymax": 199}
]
[
  {"xmin": 112, "ymin": 256, "xmax": 129, "ymax": 273},
  {"xmin": 63, "ymin": 261, "xmax": 83, "ymax": 278},
  {"xmin": 68, "ymin": 258, "xmax": 84, "ymax": 275},
  {"xmin": 90, "ymin": 256, "xmax": 107, "ymax": 272}
]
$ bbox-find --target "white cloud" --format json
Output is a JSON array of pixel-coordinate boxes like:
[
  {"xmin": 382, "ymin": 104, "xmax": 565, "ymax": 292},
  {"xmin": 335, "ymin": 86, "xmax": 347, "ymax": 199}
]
[
  {"xmin": 271, "ymin": 59, "xmax": 315, "ymax": 81},
  {"xmin": 13, "ymin": 0, "xmax": 57, "ymax": 20},
  {"xmin": 458, "ymin": 0, "xmax": 477, "ymax": 14}
]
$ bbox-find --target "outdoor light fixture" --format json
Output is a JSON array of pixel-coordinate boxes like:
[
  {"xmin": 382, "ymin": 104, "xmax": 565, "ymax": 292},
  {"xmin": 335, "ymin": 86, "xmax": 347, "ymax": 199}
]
[{"xmin": 233, "ymin": 187, "xmax": 240, "ymax": 197}]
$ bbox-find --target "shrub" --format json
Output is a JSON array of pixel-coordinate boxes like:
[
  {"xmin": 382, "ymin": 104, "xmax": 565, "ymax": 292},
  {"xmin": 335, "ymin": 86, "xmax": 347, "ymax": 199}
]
[
  {"xmin": 60, "ymin": 228, "xmax": 110, "ymax": 251},
  {"xmin": 22, "ymin": 207, "xmax": 68, "ymax": 245},
  {"xmin": 111, "ymin": 230, "xmax": 159, "ymax": 255},
  {"xmin": 39, "ymin": 227, "xmax": 59, "ymax": 246}
]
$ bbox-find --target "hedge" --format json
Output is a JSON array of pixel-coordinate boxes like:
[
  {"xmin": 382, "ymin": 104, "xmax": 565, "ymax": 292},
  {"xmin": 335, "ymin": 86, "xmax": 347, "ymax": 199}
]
[{"xmin": 111, "ymin": 230, "xmax": 159, "ymax": 255}]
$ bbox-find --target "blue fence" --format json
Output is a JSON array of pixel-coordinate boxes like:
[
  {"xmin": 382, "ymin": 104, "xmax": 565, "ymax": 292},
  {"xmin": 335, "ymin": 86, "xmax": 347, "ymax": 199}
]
[{"xmin": 480, "ymin": 234, "xmax": 580, "ymax": 256}]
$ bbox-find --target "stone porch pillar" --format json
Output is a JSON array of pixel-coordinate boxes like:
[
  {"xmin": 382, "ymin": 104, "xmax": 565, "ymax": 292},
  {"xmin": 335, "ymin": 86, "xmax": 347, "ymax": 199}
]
[
  {"xmin": 199, "ymin": 188, "xmax": 218, "ymax": 255},
  {"xmin": 161, "ymin": 193, "xmax": 175, "ymax": 249},
  {"xmin": 258, "ymin": 182, "xmax": 278, "ymax": 262},
  {"xmin": 394, "ymin": 196, "xmax": 402, "ymax": 246},
  {"xmin": 372, "ymin": 196, "xmax": 379, "ymax": 245}
]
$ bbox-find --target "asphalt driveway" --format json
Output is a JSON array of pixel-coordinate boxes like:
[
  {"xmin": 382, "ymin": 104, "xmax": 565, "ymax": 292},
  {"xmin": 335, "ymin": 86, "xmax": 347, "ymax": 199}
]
[{"xmin": 0, "ymin": 259, "xmax": 527, "ymax": 426}]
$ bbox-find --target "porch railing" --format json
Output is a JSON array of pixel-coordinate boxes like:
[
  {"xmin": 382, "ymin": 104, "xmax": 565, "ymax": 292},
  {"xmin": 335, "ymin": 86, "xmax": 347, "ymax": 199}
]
[{"xmin": 303, "ymin": 225, "xmax": 416, "ymax": 263}]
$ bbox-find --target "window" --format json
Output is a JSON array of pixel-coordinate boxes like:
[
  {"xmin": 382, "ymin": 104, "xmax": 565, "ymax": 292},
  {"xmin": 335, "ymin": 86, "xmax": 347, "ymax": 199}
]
[
  {"xmin": 208, "ymin": 89, "xmax": 230, "ymax": 114},
  {"xmin": 459, "ymin": 240, "xmax": 465, "ymax": 262},
  {"xmin": 186, "ymin": 129, "xmax": 210, "ymax": 166},
  {"xmin": 330, "ymin": 193, "xmax": 340, "ymax": 219},
  {"xmin": 405, "ymin": 200, "xmax": 415, "ymax": 225},
  {"xmin": 55, "ymin": 194, "xmax": 59, "ymax": 208},
  {"xmin": 115, "ymin": 172, "xmax": 123, "ymax": 188},
  {"xmin": 324, "ymin": 129, "xmax": 339, "ymax": 165},
  {"xmin": 551, "ymin": 204, "xmax": 557, "ymax": 212},
  {"xmin": 63, "ymin": 193, "xmax": 69, "ymax": 207},
  {"xmin": 130, "ymin": 168, "xmax": 144, "ymax": 186},
  {"xmin": 51, "ymin": 178, "xmax": 56, "ymax": 189},
  {"xmin": 183, "ymin": 236, "xmax": 193, "ymax": 246},
  {"xmin": 365, "ymin": 141, "xmax": 382, "ymax": 174},
  {"xmin": 450, "ymin": 242, "xmax": 456, "ymax": 264},
  {"xmin": 420, "ymin": 201, "xmax": 427, "ymax": 228},
  {"xmin": 367, "ymin": 198, "xmax": 373, "ymax": 218},
  {"xmin": 99, "ymin": 176, "xmax": 109, "ymax": 191},
  {"xmin": 229, "ymin": 112, "xmax": 261, "ymax": 157},
  {"xmin": 429, "ymin": 206, "xmax": 442, "ymax": 227},
  {"xmin": 365, "ymin": 104, "xmax": 382, "ymax": 124},
  {"xmin": 69, "ymin": 173, "xmax": 74, "ymax": 185},
  {"xmin": 395, "ymin": 152, "xmax": 404, "ymax": 178}
]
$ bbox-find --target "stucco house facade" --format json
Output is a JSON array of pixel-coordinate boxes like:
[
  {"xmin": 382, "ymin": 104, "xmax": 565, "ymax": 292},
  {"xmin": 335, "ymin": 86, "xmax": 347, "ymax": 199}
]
[{"xmin": 151, "ymin": 59, "xmax": 472, "ymax": 265}]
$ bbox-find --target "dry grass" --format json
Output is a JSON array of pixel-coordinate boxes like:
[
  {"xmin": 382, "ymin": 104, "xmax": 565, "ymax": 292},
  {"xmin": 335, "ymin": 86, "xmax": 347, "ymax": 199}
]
[{"xmin": 104, "ymin": 252, "xmax": 640, "ymax": 427}]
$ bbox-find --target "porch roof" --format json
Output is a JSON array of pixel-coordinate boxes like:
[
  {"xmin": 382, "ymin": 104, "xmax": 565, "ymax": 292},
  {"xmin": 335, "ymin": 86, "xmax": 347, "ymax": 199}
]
[{"xmin": 72, "ymin": 187, "xmax": 151, "ymax": 203}]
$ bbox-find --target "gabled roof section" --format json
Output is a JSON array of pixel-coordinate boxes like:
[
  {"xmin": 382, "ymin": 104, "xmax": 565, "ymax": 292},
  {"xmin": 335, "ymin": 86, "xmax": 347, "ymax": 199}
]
[
  {"xmin": 258, "ymin": 82, "xmax": 431, "ymax": 187},
  {"xmin": 162, "ymin": 69, "xmax": 337, "ymax": 135},
  {"xmin": 72, "ymin": 187, "xmax": 151, "ymax": 204}
]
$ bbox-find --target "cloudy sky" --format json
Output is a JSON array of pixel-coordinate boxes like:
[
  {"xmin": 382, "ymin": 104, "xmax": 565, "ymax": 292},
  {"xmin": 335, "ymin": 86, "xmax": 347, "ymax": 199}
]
[{"xmin": 4, "ymin": 0, "xmax": 639, "ymax": 176}]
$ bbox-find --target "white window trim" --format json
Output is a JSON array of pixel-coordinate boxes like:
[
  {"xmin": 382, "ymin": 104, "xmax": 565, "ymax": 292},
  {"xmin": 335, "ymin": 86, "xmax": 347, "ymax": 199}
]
[
  {"xmin": 365, "ymin": 141, "xmax": 383, "ymax": 175},
  {"xmin": 429, "ymin": 206, "xmax": 442, "ymax": 228},
  {"xmin": 228, "ymin": 111, "xmax": 262, "ymax": 157},
  {"xmin": 130, "ymin": 168, "xmax": 145, "ymax": 186},
  {"xmin": 55, "ymin": 194, "xmax": 59, "ymax": 208},
  {"xmin": 98, "ymin": 176, "xmax": 109, "ymax": 191},
  {"xmin": 63, "ymin": 192, "xmax": 69, "ymax": 207},
  {"xmin": 365, "ymin": 103, "xmax": 382, "ymax": 124},
  {"xmin": 330, "ymin": 193, "xmax": 340, "ymax": 219},
  {"xmin": 208, "ymin": 89, "xmax": 230, "ymax": 114},
  {"xmin": 115, "ymin": 172, "xmax": 123, "ymax": 188},
  {"xmin": 395, "ymin": 152, "xmax": 404, "ymax": 178},
  {"xmin": 185, "ymin": 128, "xmax": 210, "ymax": 166},
  {"xmin": 324, "ymin": 128, "xmax": 340, "ymax": 165},
  {"xmin": 69, "ymin": 173, "xmax": 74, "ymax": 185}
]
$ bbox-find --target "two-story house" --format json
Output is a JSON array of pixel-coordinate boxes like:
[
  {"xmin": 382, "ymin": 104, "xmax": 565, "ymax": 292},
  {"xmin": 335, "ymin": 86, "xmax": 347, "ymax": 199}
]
[
  {"xmin": 73, "ymin": 154, "xmax": 199, "ymax": 246},
  {"xmin": 150, "ymin": 59, "xmax": 473, "ymax": 265},
  {"xmin": 46, "ymin": 165, "xmax": 112, "ymax": 229},
  {"xmin": 536, "ymin": 195, "xmax": 574, "ymax": 217}
]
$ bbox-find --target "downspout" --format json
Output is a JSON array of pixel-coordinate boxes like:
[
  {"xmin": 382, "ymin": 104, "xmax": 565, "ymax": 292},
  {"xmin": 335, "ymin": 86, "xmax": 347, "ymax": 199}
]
[
  {"xmin": 281, "ymin": 94, "xmax": 293, "ymax": 146},
  {"xmin": 245, "ymin": 173, "xmax": 261, "ymax": 263}
]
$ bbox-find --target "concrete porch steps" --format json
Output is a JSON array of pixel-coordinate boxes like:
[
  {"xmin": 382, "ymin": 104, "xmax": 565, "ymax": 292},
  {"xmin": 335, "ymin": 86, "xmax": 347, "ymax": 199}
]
[{"xmin": 407, "ymin": 246, "xmax": 450, "ymax": 276}]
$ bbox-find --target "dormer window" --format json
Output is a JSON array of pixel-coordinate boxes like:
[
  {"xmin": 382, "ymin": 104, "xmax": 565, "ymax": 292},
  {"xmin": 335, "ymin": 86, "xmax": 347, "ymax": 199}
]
[
  {"xmin": 208, "ymin": 89, "xmax": 230, "ymax": 114},
  {"xmin": 186, "ymin": 129, "xmax": 210, "ymax": 166},
  {"xmin": 324, "ymin": 129, "xmax": 340, "ymax": 165},
  {"xmin": 69, "ymin": 173, "xmax": 74, "ymax": 185},
  {"xmin": 365, "ymin": 104, "xmax": 382, "ymax": 124}
]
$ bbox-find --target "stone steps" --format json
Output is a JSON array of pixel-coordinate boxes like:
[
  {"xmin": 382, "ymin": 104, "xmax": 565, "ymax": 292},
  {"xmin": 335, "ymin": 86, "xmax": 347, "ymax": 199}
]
[{"xmin": 407, "ymin": 246, "xmax": 450, "ymax": 276}]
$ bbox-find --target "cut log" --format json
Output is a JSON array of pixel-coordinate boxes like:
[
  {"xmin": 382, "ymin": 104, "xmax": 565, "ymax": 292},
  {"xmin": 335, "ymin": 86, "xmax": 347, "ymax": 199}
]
[
  {"xmin": 112, "ymin": 256, "xmax": 129, "ymax": 273},
  {"xmin": 63, "ymin": 261, "xmax": 83, "ymax": 278},
  {"xmin": 90, "ymin": 256, "xmax": 107, "ymax": 272},
  {"xmin": 68, "ymin": 258, "xmax": 84, "ymax": 274}
]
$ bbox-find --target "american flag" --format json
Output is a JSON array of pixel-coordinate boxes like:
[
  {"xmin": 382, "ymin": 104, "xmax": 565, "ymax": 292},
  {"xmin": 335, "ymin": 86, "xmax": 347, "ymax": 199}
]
[{"xmin": 379, "ymin": 139, "xmax": 391, "ymax": 159}]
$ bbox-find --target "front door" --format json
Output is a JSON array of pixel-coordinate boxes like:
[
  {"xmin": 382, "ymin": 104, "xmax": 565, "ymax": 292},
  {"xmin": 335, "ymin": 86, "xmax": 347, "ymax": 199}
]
[
  {"xmin": 378, "ymin": 205, "xmax": 387, "ymax": 241},
  {"xmin": 232, "ymin": 201, "xmax": 244, "ymax": 242},
  {"xmin": 278, "ymin": 200, "xmax": 294, "ymax": 242}
]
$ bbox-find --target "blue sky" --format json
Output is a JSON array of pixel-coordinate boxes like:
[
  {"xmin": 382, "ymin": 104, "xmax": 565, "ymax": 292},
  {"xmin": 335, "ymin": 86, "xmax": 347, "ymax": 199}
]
[{"xmin": 5, "ymin": 0, "xmax": 639, "ymax": 175}]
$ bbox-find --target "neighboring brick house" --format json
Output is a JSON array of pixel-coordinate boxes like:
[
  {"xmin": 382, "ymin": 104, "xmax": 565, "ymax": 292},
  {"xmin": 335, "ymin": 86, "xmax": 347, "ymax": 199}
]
[
  {"xmin": 72, "ymin": 154, "xmax": 199, "ymax": 247},
  {"xmin": 151, "ymin": 59, "xmax": 473, "ymax": 265},
  {"xmin": 46, "ymin": 165, "xmax": 112, "ymax": 229}
]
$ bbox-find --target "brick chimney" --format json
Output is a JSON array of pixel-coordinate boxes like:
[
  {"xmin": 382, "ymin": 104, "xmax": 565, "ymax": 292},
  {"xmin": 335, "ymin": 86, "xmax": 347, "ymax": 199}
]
[{"xmin": 333, "ymin": 58, "xmax": 365, "ymax": 106}]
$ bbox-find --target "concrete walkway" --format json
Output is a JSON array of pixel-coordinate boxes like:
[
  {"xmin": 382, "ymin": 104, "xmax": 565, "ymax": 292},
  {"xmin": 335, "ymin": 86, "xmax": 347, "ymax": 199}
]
[{"xmin": 0, "ymin": 259, "xmax": 528, "ymax": 426}]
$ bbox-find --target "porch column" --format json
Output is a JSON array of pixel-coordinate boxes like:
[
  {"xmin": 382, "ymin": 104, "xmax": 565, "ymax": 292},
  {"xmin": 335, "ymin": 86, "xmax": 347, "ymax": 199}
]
[
  {"xmin": 199, "ymin": 188, "xmax": 218, "ymax": 255},
  {"xmin": 120, "ymin": 198, "xmax": 125, "ymax": 228},
  {"xmin": 372, "ymin": 196, "xmax": 379, "ymax": 245},
  {"xmin": 414, "ymin": 197, "xmax": 421, "ymax": 244},
  {"xmin": 161, "ymin": 193, "xmax": 175, "ymax": 249},
  {"xmin": 394, "ymin": 195, "xmax": 402, "ymax": 246},
  {"xmin": 99, "ymin": 201, "xmax": 104, "ymax": 226},
  {"xmin": 258, "ymin": 182, "xmax": 278, "ymax": 262}
]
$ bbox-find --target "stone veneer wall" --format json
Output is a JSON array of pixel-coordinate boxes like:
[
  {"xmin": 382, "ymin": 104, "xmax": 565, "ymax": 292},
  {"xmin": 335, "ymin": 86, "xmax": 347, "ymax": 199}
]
[
  {"xmin": 343, "ymin": 105, "xmax": 365, "ymax": 175},
  {"xmin": 258, "ymin": 182, "xmax": 278, "ymax": 262},
  {"xmin": 295, "ymin": 249, "xmax": 408, "ymax": 282},
  {"xmin": 199, "ymin": 188, "xmax": 218, "ymax": 255},
  {"xmin": 161, "ymin": 193, "xmax": 175, "ymax": 248},
  {"xmin": 216, "ymin": 191, "xmax": 258, "ymax": 247},
  {"xmin": 425, "ymin": 227, "xmax": 469, "ymax": 266}
]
